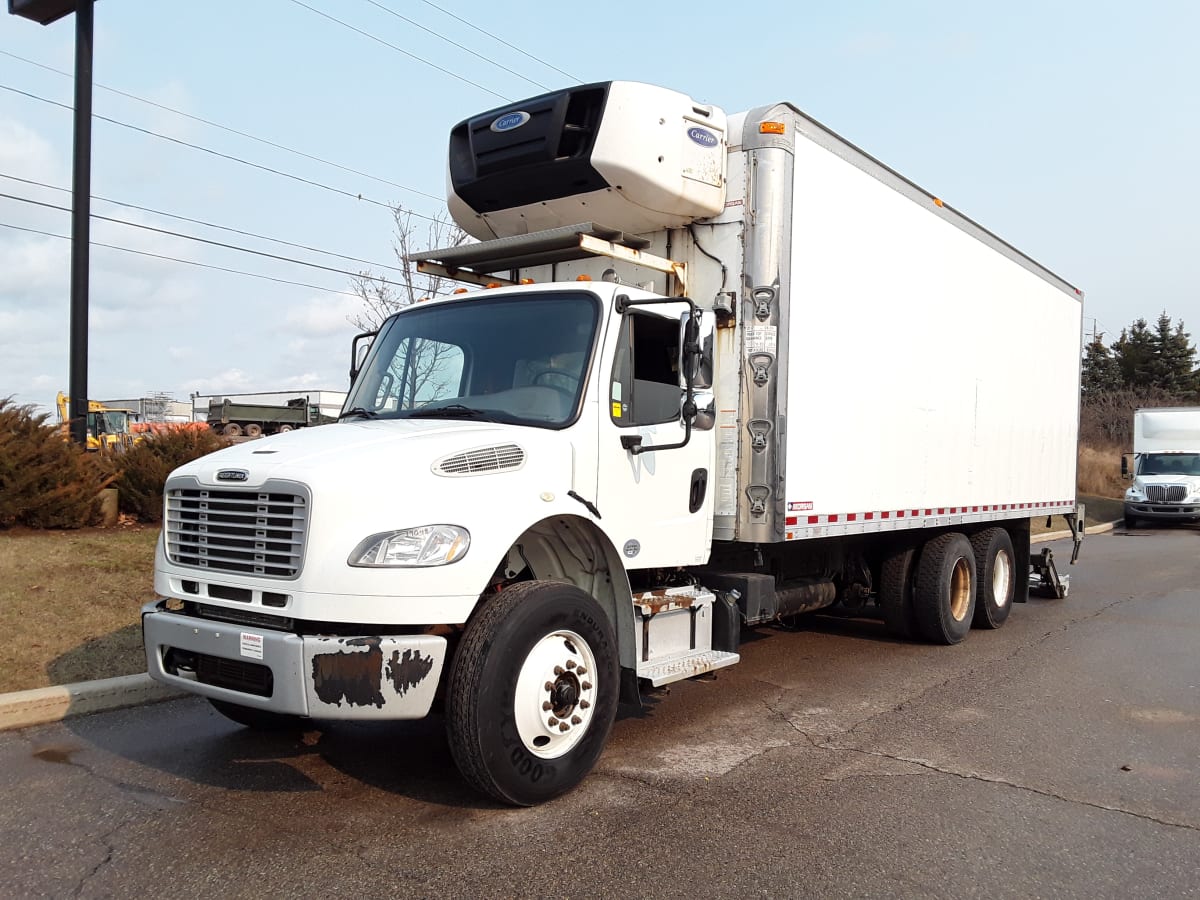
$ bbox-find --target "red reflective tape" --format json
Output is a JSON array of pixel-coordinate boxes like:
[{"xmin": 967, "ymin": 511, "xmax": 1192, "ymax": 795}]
[
  {"xmin": 808, "ymin": 515, "xmax": 818, "ymax": 524},
  {"xmin": 865, "ymin": 512, "xmax": 874, "ymax": 520},
  {"xmin": 847, "ymin": 513, "xmax": 857, "ymax": 522},
  {"xmin": 882, "ymin": 511, "xmax": 890, "ymax": 519},
  {"xmin": 786, "ymin": 516, "xmax": 798, "ymax": 526},
  {"xmin": 829, "ymin": 515, "xmax": 839, "ymax": 523}
]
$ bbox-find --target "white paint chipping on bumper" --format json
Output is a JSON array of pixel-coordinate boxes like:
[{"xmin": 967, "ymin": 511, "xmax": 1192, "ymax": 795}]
[{"xmin": 142, "ymin": 602, "xmax": 445, "ymax": 720}]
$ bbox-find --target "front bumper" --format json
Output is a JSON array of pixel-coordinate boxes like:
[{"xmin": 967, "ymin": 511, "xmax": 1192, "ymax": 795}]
[
  {"xmin": 1124, "ymin": 501, "xmax": 1200, "ymax": 522},
  {"xmin": 142, "ymin": 601, "xmax": 446, "ymax": 720}
]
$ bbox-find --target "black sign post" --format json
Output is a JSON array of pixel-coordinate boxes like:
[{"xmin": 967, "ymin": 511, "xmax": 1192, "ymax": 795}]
[{"xmin": 9, "ymin": 0, "xmax": 96, "ymax": 445}]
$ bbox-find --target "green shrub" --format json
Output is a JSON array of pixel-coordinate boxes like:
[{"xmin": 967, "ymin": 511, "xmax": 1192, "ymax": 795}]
[
  {"xmin": 117, "ymin": 427, "xmax": 229, "ymax": 522},
  {"xmin": 0, "ymin": 397, "xmax": 115, "ymax": 529}
]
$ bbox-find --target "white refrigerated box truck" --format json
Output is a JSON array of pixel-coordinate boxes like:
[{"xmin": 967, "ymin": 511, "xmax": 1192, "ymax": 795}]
[
  {"xmin": 1123, "ymin": 407, "xmax": 1200, "ymax": 527},
  {"xmin": 143, "ymin": 81, "xmax": 1084, "ymax": 805}
]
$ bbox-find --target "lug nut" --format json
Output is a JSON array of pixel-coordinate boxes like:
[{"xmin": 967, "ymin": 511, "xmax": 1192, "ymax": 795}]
[
  {"xmin": 576, "ymin": 667, "xmax": 587, "ymax": 676},
  {"xmin": 544, "ymin": 682, "xmax": 554, "ymax": 691},
  {"xmin": 571, "ymin": 715, "xmax": 582, "ymax": 725},
  {"xmin": 543, "ymin": 701, "xmax": 552, "ymax": 711},
  {"xmin": 582, "ymin": 682, "xmax": 592, "ymax": 691},
  {"xmin": 579, "ymin": 700, "xmax": 590, "ymax": 709},
  {"xmin": 558, "ymin": 722, "xmax": 570, "ymax": 732},
  {"xmin": 554, "ymin": 666, "xmax": 564, "ymax": 675},
  {"xmin": 566, "ymin": 660, "xmax": 577, "ymax": 669},
  {"xmin": 548, "ymin": 717, "xmax": 559, "ymax": 727}
]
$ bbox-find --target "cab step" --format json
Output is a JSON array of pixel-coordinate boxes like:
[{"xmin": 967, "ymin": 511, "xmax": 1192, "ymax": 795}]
[
  {"xmin": 637, "ymin": 649, "xmax": 741, "ymax": 687},
  {"xmin": 632, "ymin": 585, "xmax": 740, "ymax": 686}
]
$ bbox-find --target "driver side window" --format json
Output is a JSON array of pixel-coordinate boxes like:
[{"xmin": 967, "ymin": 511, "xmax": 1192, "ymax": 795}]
[{"xmin": 610, "ymin": 311, "xmax": 682, "ymax": 426}]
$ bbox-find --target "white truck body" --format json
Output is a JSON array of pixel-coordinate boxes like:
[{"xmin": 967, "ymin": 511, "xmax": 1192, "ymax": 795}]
[
  {"xmin": 1124, "ymin": 407, "xmax": 1200, "ymax": 526},
  {"xmin": 143, "ymin": 81, "xmax": 1083, "ymax": 804}
]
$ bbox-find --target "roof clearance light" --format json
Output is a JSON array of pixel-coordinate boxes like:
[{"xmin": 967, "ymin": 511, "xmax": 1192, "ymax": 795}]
[
  {"xmin": 760, "ymin": 121, "xmax": 786, "ymax": 135},
  {"xmin": 452, "ymin": 288, "xmax": 469, "ymax": 295},
  {"xmin": 576, "ymin": 274, "xmax": 592, "ymax": 282},
  {"xmin": 519, "ymin": 278, "xmax": 535, "ymax": 285},
  {"xmin": 485, "ymin": 282, "xmax": 502, "ymax": 289},
  {"xmin": 933, "ymin": 198, "xmax": 945, "ymax": 207}
]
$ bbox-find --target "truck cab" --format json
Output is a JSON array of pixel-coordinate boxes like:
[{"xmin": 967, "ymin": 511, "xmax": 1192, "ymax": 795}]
[{"xmin": 1123, "ymin": 408, "xmax": 1200, "ymax": 527}]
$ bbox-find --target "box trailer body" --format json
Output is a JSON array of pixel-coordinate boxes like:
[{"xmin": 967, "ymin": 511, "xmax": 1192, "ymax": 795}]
[
  {"xmin": 143, "ymin": 81, "xmax": 1083, "ymax": 805},
  {"xmin": 1123, "ymin": 407, "xmax": 1200, "ymax": 526}
]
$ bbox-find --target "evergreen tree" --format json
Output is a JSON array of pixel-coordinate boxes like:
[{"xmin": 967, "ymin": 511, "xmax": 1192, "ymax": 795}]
[
  {"xmin": 1146, "ymin": 311, "xmax": 1196, "ymax": 395},
  {"xmin": 1111, "ymin": 318, "xmax": 1156, "ymax": 388},
  {"xmin": 1081, "ymin": 336, "xmax": 1122, "ymax": 395}
]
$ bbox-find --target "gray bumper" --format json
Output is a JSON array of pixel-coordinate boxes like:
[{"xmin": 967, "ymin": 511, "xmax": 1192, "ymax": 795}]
[
  {"xmin": 142, "ymin": 601, "xmax": 446, "ymax": 720},
  {"xmin": 1125, "ymin": 501, "xmax": 1200, "ymax": 521}
]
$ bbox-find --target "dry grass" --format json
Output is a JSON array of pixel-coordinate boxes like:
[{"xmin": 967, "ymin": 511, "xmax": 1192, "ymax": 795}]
[
  {"xmin": 0, "ymin": 524, "xmax": 158, "ymax": 693},
  {"xmin": 1077, "ymin": 442, "xmax": 1126, "ymax": 498}
]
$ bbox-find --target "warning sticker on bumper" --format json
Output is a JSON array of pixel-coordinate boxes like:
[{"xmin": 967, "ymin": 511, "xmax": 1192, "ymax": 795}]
[{"xmin": 240, "ymin": 632, "xmax": 264, "ymax": 660}]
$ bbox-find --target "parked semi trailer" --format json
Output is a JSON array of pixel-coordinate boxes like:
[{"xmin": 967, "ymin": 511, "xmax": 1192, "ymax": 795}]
[{"xmin": 144, "ymin": 81, "xmax": 1084, "ymax": 805}]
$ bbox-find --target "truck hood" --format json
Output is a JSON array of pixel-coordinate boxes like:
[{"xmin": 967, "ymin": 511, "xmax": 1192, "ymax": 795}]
[{"xmin": 174, "ymin": 419, "xmax": 570, "ymax": 488}]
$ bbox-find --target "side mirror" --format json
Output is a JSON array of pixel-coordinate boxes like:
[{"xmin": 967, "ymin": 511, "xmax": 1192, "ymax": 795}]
[
  {"xmin": 1121, "ymin": 454, "xmax": 1132, "ymax": 478},
  {"xmin": 679, "ymin": 310, "xmax": 714, "ymax": 391},
  {"xmin": 350, "ymin": 330, "xmax": 377, "ymax": 383}
]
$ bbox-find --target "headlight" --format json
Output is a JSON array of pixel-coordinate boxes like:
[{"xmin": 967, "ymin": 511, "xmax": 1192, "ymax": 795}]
[
  {"xmin": 348, "ymin": 525, "xmax": 470, "ymax": 567},
  {"xmin": 1125, "ymin": 488, "xmax": 1143, "ymax": 501}
]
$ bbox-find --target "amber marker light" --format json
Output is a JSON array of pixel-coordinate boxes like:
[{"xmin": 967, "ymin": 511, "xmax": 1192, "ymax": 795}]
[
  {"xmin": 485, "ymin": 282, "xmax": 503, "ymax": 289},
  {"xmin": 760, "ymin": 121, "xmax": 786, "ymax": 135},
  {"xmin": 576, "ymin": 274, "xmax": 593, "ymax": 281},
  {"xmin": 933, "ymin": 198, "xmax": 945, "ymax": 207},
  {"xmin": 519, "ymin": 278, "xmax": 535, "ymax": 284},
  {"xmin": 452, "ymin": 288, "xmax": 469, "ymax": 295}
]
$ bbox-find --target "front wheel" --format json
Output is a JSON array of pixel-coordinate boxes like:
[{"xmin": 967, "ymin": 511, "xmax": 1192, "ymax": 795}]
[{"xmin": 446, "ymin": 581, "xmax": 619, "ymax": 806}]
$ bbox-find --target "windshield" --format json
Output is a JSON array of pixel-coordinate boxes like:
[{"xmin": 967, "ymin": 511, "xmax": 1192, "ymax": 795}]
[
  {"xmin": 1138, "ymin": 453, "xmax": 1200, "ymax": 476},
  {"xmin": 344, "ymin": 291, "xmax": 599, "ymax": 428},
  {"xmin": 87, "ymin": 411, "xmax": 129, "ymax": 435}
]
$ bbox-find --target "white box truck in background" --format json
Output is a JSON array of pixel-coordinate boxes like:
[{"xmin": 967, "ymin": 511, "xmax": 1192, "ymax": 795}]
[
  {"xmin": 143, "ymin": 81, "xmax": 1084, "ymax": 805},
  {"xmin": 1123, "ymin": 407, "xmax": 1200, "ymax": 527}
]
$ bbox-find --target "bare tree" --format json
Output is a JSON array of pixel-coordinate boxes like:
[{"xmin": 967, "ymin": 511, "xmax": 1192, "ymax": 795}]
[{"xmin": 348, "ymin": 205, "xmax": 471, "ymax": 332}]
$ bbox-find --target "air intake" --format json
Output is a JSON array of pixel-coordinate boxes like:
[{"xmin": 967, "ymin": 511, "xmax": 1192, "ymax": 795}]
[{"xmin": 434, "ymin": 444, "xmax": 526, "ymax": 477}]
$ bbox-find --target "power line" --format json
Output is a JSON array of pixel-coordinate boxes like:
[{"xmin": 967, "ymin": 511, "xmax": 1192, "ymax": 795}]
[
  {"xmin": 361, "ymin": 0, "xmax": 551, "ymax": 92},
  {"xmin": 0, "ymin": 172, "xmax": 408, "ymax": 275},
  {"xmin": 0, "ymin": 190, "xmax": 403, "ymax": 286},
  {"xmin": 286, "ymin": 0, "xmax": 509, "ymax": 102},
  {"xmin": 0, "ymin": 219, "xmax": 363, "ymax": 298},
  {"xmin": 0, "ymin": 48, "xmax": 444, "ymax": 205},
  {"xmin": 0, "ymin": 82, "xmax": 451, "ymax": 219},
  {"xmin": 416, "ymin": 0, "xmax": 581, "ymax": 84}
]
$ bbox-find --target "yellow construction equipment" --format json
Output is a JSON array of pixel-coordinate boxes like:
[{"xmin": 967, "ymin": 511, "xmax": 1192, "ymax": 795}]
[{"xmin": 56, "ymin": 391, "xmax": 141, "ymax": 451}]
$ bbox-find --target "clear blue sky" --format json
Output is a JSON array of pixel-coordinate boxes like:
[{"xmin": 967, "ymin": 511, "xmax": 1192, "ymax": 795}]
[{"xmin": 2, "ymin": 1, "xmax": 1197, "ymax": 416}]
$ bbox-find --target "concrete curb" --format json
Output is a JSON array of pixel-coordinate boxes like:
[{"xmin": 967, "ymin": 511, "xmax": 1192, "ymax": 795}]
[
  {"xmin": 0, "ymin": 519, "xmax": 1123, "ymax": 733},
  {"xmin": 1032, "ymin": 520, "xmax": 1119, "ymax": 543},
  {"xmin": 0, "ymin": 674, "xmax": 185, "ymax": 733}
]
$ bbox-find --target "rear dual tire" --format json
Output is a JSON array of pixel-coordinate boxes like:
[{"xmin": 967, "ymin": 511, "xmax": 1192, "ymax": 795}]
[
  {"xmin": 970, "ymin": 528, "xmax": 1015, "ymax": 629},
  {"xmin": 914, "ymin": 533, "xmax": 977, "ymax": 645}
]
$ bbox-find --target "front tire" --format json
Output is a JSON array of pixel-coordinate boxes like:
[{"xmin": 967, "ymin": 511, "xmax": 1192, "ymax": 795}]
[
  {"xmin": 970, "ymin": 528, "xmax": 1015, "ymax": 629},
  {"xmin": 446, "ymin": 581, "xmax": 619, "ymax": 806},
  {"xmin": 914, "ymin": 532, "xmax": 977, "ymax": 645}
]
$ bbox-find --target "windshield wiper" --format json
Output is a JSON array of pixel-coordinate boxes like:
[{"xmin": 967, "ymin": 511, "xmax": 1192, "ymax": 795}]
[
  {"xmin": 338, "ymin": 407, "xmax": 380, "ymax": 421},
  {"xmin": 407, "ymin": 404, "xmax": 496, "ymax": 420}
]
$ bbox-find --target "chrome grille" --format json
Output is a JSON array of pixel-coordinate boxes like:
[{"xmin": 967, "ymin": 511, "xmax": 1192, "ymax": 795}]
[
  {"xmin": 1146, "ymin": 484, "xmax": 1187, "ymax": 503},
  {"xmin": 435, "ymin": 443, "xmax": 525, "ymax": 476},
  {"xmin": 165, "ymin": 483, "xmax": 308, "ymax": 578}
]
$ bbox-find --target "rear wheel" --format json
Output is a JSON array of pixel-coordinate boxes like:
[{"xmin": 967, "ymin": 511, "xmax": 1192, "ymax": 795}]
[
  {"xmin": 244, "ymin": 423, "xmax": 263, "ymax": 438},
  {"xmin": 222, "ymin": 422, "xmax": 242, "ymax": 437},
  {"xmin": 446, "ymin": 581, "xmax": 619, "ymax": 806},
  {"xmin": 914, "ymin": 532, "xmax": 976, "ymax": 644},
  {"xmin": 970, "ymin": 528, "xmax": 1015, "ymax": 629},
  {"xmin": 278, "ymin": 424, "xmax": 294, "ymax": 433},
  {"xmin": 879, "ymin": 545, "xmax": 919, "ymax": 640}
]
